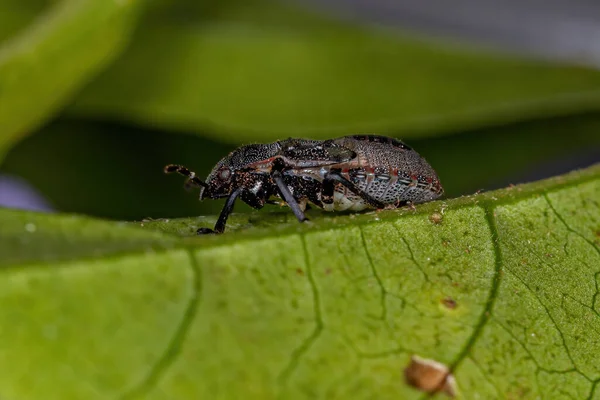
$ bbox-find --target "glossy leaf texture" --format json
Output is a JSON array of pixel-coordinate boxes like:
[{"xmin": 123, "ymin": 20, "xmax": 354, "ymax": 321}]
[
  {"xmin": 68, "ymin": 0, "xmax": 600, "ymax": 144},
  {"xmin": 0, "ymin": 0, "xmax": 145, "ymax": 159},
  {"xmin": 1, "ymin": 164, "xmax": 599, "ymax": 399}
]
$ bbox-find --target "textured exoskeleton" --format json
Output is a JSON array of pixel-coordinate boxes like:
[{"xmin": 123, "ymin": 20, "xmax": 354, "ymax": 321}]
[{"xmin": 165, "ymin": 135, "xmax": 443, "ymax": 233}]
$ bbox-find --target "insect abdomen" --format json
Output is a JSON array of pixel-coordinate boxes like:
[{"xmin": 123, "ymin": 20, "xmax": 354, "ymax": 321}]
[{"xmin": 334, "ymin": 135, "xmax": 443, "ymax": 207}]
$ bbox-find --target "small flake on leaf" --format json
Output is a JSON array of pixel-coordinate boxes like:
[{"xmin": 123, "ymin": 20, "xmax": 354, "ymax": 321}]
[
  {"xmin": 404, "ymin": 355, "xmax": 457, "ymax": 397},
  {"xmin": 429, "ymin": 212, "xmax": 443, "ymax": 224},
  {"xmin": 441, "ymin": 297, "xmax": 457, "ymax": 309}
]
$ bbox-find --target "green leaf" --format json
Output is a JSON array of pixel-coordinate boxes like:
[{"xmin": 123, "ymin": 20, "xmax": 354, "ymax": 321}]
[
  {"xmin": 0, "ymin": 0, "xmax": 145, "ymax": 160},
  {"xmin": 1, "ymin": 164, "xmax": 599, "ymax": 398},
  {"xmin": 69, "ymin": 0, "xmax": 600, "ymax": 143}
]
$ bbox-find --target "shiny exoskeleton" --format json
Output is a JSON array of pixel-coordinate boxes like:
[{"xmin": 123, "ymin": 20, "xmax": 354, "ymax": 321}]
[{"xmin": 165, "ymin": 135, "xmax": 443, "ymax": 234}]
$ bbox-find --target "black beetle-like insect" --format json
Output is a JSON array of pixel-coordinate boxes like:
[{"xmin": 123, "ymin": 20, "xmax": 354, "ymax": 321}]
[{"xmin": 165, "ymin": 135, "xmax": 443, "ymax": 234}]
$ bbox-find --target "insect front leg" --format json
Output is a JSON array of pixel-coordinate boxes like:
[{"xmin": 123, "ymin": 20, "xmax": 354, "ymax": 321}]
[
  {"xmin": 323, "ymin": 170, "xmax": 386, "ymax": 209},
  {"xmin": 271, "ymin": 170, "xmax": 308, "ymax": 223},
  {"xmin": 197, "ymin": 187, "xmax": 243, "ymax": 234}
]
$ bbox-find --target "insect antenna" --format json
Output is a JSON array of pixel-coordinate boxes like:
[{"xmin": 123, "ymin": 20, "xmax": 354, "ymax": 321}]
[{"xmin": 164, "ymin": 164, "xmax": 208, "ymax": 190}]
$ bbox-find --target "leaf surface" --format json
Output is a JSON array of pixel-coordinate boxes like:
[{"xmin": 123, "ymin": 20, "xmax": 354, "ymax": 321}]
[{"xmin": 0, "ymin": 165, "xmax": 599, "ymax": 399}]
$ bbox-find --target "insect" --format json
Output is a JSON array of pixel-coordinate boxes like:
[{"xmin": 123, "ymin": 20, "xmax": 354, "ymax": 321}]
[{"xmin": 165, "ymin": 135, "xmax": 443, "ymax": 234}]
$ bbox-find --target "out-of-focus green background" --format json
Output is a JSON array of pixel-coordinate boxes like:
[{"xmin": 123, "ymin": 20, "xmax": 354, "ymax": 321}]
[{"xmin": 1, "ymin": 0, "xmax": 599, "ymax": 221}]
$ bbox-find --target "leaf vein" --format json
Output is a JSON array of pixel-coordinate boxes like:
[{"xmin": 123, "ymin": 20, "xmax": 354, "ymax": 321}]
[
  {"xmin": 278, "ymin": 234, "xmax": 324, "ymax": 384},
  {"xmin": 449, "ymin": 204, "xmax": 503, "ymax": 371},
  {"xmin": 358, "ymin": 226, "xmax": 388, "ymax": 321},
  {"xmin": 120, "ymin": 249, "xmax": 202, "ymax": 399}
]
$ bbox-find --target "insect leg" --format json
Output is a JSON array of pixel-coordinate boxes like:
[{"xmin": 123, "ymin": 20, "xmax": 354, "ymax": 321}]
[
  {"xmin": 271, "ymin": 171, "xmax": 308, "ymax": 222},
  {"xmin": 323, "ymin": 171, "xmax": 386, "ymax": 209},
  {"xmin": 197, "ymin": 187, "xmax": 243, "ymax": 234},
  {"xmin": 321, "ymin": 176, "xmax": 335, "ymax": 206}
]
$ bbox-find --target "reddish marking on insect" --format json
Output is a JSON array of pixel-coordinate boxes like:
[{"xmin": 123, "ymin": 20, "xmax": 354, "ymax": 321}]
[
  {"xmin": 247, "ymin": 156, "xmax": 278, "ymax": 170},
  {"xmin": 391, "ymin": 167, "xmax": 399, "ymax": 176}
]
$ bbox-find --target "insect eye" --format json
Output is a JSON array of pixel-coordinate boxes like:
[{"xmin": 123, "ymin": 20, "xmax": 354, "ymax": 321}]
[{"xmin": 219, "ymin": 168, "xmax": 231, "ymax": 180}]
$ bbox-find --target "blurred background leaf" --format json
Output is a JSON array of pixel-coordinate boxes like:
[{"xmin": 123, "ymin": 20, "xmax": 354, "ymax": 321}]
[
  {"xmin": 295, "ymin": 0, "xmax": 600, "ymax": 67},
  {"xmin": 68, "ymin": 0, "xmax": 600, "ymax": 143},
  {"xmin": 0, "ymin": 0, "xmax": 145, "ymax": 160}
]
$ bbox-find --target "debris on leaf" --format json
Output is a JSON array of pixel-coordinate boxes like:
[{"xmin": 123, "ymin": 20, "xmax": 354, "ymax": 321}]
[
  {"xmin": 429, "ymin": 212, "xmax": 443, "ymax": 224},
  {"xmin": 404, "ymin": 355, "xmax": 457, "ymax": 397},
  {"xmin": 441, "ymin": 297, "xmax": 457, "ymax": 309}
]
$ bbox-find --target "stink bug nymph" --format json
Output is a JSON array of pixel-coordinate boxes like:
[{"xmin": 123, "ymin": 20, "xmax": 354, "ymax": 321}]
[{"xmin": 165, "ymin": 135, "xmax": 443, "ymax": 234}]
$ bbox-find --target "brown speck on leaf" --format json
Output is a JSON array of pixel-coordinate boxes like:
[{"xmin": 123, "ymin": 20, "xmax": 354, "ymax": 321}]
[
  {"xmin": 464, "ymin": 246, "xmax": 471, "ymax": 254},
  {"xmin": 325, "ymin": 268, "xmax": 332, "ymax": 275},
  {"xmin": 296, "ymin": 268, "xmax": 304, "ymax": 276},
  {"xmin": 404, "ymin": 355, "xmax": 457, "ymax": 397},
  {"xmin": 429, "ymin": 212, "xmax": 443, "ymax": 225},
  {"xmin": 441, "ymin": 297, "xmax": 457, "ymax": 309},
  {"xmin": 594, "ymin": 229, "xmax": 600, "ymax": 238},
  {"xmin": 442, "ymin": 239, "xmax": 451, "ymax": 247}
]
